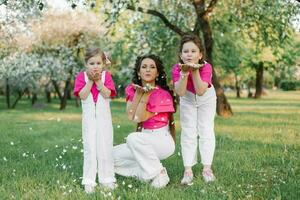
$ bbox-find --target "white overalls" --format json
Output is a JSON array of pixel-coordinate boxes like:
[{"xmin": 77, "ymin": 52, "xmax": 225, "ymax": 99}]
[
  {"xmin": 180, "ymin": 86, "xmax": 217, "ymax": 166},
  {"xmin": 81, "ymin": 71, "xmax": 115, "ymax": 186}
]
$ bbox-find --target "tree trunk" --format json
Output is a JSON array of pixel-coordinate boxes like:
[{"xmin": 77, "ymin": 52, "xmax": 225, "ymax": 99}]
[
  {"xmin": 199, "ymin": 13, "xmax": 233, "ymax": 116},
  {"xmin": 234, "ymin": 74, "xmax": 241, "ymax": 98},
  {"xmin": 31, "ymin": 93, "xmax": 37, "ymax": 105},
  {"xmin": 254, "ymin": 62, "xmax": 264, "ymax": 98},
  {"xmin": 52, "ymin": 80, "xmax": 62, "ymax": 100},
  {"xmin": 60, "ymin": 79, "xmax": 71, "ymax": 110},
  {"xmin": 11, "ymin": 91, "xmax": 23, "ymax": 109},
  {"xmin": 5, "ymin": 78, "xmax": 11, "ymax": 109},
  {"xmin": 46, "ymin": 91, "xmax": 51, "ymax": 103},
  {"xmin": 67, "ymin": 90, "xmax": 72, "ymax": 100}
]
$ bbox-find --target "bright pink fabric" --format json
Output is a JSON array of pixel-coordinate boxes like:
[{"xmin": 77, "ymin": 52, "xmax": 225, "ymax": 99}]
[
  {"xmin": 172, "ymin": 62, "xmax": 213, "ymax": 94},
  {"xmin": 74, "ymin": 71, "xmax": 116, "ymax": 103},
  {"xmin": 125, "ymin": 84, "xmax": 175, "ymax": 129}
]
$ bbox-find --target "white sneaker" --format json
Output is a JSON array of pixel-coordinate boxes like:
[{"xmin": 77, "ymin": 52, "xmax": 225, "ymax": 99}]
[
  {"xmin": 84, "ymin": 185, "xmax": 95, "ymax": 194},
  {"xmin": 151, "ymin": 168, "xmax": 170, "ymax": 188},
  {"xmin": 100, "ymin": 182, "xmax": 116, "ymax": 190},
  {"xmin": 181, "ymin": 171, "xmax": 193, "ymax": 185},
  {"xmin": 202, "ymin": 169, "xmax": 216, "ymax": 183}
]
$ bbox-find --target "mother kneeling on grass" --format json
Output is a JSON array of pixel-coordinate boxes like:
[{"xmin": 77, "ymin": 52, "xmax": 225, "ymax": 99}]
[{"xmin": 113, "ymin": 54, "xmax": 176, "ymax": 188}]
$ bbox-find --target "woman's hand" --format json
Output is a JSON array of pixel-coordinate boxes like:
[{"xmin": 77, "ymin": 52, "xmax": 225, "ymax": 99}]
[{"xmin": 132, "ymin": 83, "xmax": 157, "ymax": 93}]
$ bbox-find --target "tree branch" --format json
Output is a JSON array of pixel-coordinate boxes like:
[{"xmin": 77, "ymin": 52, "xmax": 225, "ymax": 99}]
[
  {"xmin": 205, "ymin": 0, "xmax": 219, "ymax": 15},
  {"xmin": 127, "ymin": 5, "xmax": 185, "ymax": 36}
]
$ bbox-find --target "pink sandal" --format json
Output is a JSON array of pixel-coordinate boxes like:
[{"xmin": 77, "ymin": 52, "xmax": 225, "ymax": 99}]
[
  {"xmin": 181, "ymin": 170, "xmax": 193, "ymax": 185},
  {"xmin": 202, "ymin": 169, "xmax": 216, "ymax": 183}
]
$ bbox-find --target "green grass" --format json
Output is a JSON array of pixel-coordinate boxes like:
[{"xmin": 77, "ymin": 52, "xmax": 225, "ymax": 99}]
[{"xmin": 0, "ymin": 90, "xmax": 299, "ymax": 199}]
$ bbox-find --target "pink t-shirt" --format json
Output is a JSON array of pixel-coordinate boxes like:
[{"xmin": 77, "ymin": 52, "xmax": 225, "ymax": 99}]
[
  {"xmin": 73, "ymin": 71, "xmax": 117, "ymax": 103},
  {"xmin": 125, "ymin": 84, "xmax": 175, "ymax": 129},
  {"xmin": 172, "ymin": 62, "xmax": 213, "ymax": 94}
]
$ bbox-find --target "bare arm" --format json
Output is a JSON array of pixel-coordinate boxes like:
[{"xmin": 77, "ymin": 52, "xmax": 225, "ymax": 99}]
[
  {"xmin": 78, "ymin": 80, "xmax": 94, "ymax": 100},
  {"xmin": 126, "ymin": 90, "xmax": 143, "ymax": 121},
  {"xmin": 133, "ymin": 92, "xmax": 155, "ymax": 123},
  {"xmin": 95, "ymin": 80, "xmax": 111, "ymax": 98},
  {"xmin": 190, "ymin": 69, "xmax": 208, "ymax": 96},
  {"xmin": 126, "ymin": 89, "xmax": 155, "ymax": 123},
  {"xmin": 174, "ymin": 71, "xmax": 189, "ymax": 97}
]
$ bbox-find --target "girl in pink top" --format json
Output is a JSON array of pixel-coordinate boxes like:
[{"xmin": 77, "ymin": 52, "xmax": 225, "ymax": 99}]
[
  {"xmin": 172, "ymin": 35, "xmax": 217, "ymax": 184},
  {"xmin": 114, "ymin": 54, "xmax": 176, "ymax": 189},
  {"xmin": 74, "ymin": 48, "xmax": 116, "ymax": 193}
]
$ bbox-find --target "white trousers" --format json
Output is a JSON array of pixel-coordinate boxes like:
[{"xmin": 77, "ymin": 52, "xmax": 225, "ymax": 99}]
[
  {"xmin": 113, "ymin": 126, "xmax": 175, "ymax": 181},
  {"xmin": 180, "ymin": 86, "xmax": 216, "ymax": 166},
  {"xmin": 81, "ymin": 72, "xmax": 115, "ymax": 186}
]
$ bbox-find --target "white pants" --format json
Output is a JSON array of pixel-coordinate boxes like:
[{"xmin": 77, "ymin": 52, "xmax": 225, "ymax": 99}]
[
  {"xmin": 113, "ymin": 126, "xmax": 175, "ymax": 181},
  {"xmin": 81, "ymin": 72, "xmax": 115, "ymax": 186},
  {"xmin": 180, "ymin": 86, "xmax": 216, "ymax": 166}
]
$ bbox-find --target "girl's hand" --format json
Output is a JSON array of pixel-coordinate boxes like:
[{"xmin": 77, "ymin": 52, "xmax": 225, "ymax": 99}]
[
  {"xmin": 87, "ymin": 68, "xmax": 102, "ymax": 81},
  {"xmin": 92, "ymin": 68, "xmax": 102, "ymax": 81},
  {"xmin": 179, "ymin": 63, "xmax": 190, "ymax": 72}
]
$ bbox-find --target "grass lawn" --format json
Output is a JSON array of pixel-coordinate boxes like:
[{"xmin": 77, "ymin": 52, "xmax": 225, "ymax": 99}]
[{"xmin": 0, "ymin": 90, "xmax": 299, "ymax": 199}]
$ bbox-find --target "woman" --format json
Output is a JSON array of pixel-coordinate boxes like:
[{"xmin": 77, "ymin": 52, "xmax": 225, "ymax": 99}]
[{"xmin": 113, "ymin": 54, "xmax": 176, "ymax": 188}]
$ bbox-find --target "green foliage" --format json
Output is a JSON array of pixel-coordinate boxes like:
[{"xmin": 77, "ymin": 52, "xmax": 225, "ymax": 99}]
[{"xmin": 280, "ymin": 80, "xmax": 300, "ymax": 91}]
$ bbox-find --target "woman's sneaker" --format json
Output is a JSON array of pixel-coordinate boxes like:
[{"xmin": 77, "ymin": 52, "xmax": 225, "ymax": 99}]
[
  {"xmin": 202, "ymin": 169, "xmax": 216, "ymax": 183},
  {"xmin": 84, "ymin": 185, "xmax": 95, "ymax": 194},
  {"xmin": 151, "ymin": 168, "xmax": 170, "ymax": 188},
  {"xmin": 181, "ymin": 170, "xmax": 193, "ymax": 185}
]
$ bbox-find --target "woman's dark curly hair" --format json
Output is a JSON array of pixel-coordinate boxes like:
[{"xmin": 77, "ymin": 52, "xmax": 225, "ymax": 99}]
[{"xmin": 132, "ymin": 54, "xmax": 177, "ymax": 143}]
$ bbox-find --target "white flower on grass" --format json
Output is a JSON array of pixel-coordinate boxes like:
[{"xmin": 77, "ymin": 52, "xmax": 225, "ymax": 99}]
[
  {"xmin": 57, "ymin": 180, "xmax": 60, "ymax": 184},
  {"xmin": 72, "ymin": 146, "xmax": 77, "ymax": 150},
  {"xmin": 22, "ymin": 153, "xmax": 28, "ymax": 157},
  {"xmin": 63, "ymin": 149, "xmax": 67, "ymax": 153},
  {"xmin": 57, "ymin": 118, "xmax": 61, "ymax": 122},
  {"xmin": 68, "ymin": 189, "xmax": 72, "ymax": 193},
  {"xmin": 108, "ymin": 192, "xmax": 112, "ymax": 196},
  {"xmin": 59, "ymin": 156, "xmax": 62, "ymax": 159},
  {"xmin": 128, "ymin": 184, "xmax": 132, "ymax": 188},
  {"xmin": 177, "ymin": 152, "xmax": 181, "ymax": 156},
  {"xmin": 10, "ymin": 142, "xmax": 14, "ymax": 145},
  {"xmin": 44, "ymin": 149, "xmax": 49, "ymax": 153},
  {"xmin": 3, "ymin": 157, "xmax": 7, "ymax": 161},
  {"xmin": 62, "ymin": 165, "xmax": 66, "ymax": 170},
  {"xmin": 122, "ymin": 181, "xmax": 125, "ymax": 185},
  {"xmin": 55, "ymin": 145, "xmax": 58, "ymax": 148},
  {"xmin": 117, "ymin": 125, "xmax": 121, "ymax": 128},
  {"xmin": 73, "ymin": 179, "xmax": 76, "ymax": 182},
  {"xmin": 32, "ymin": 154, "xmax": 35, "ymax": 159},
  {"xmin": 29, "ymin": 127, "xmax": 32, "ymax": 131},
  {"xmin": 80, "ymin": 149, "xmax": 83, "ymax": 153}
]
